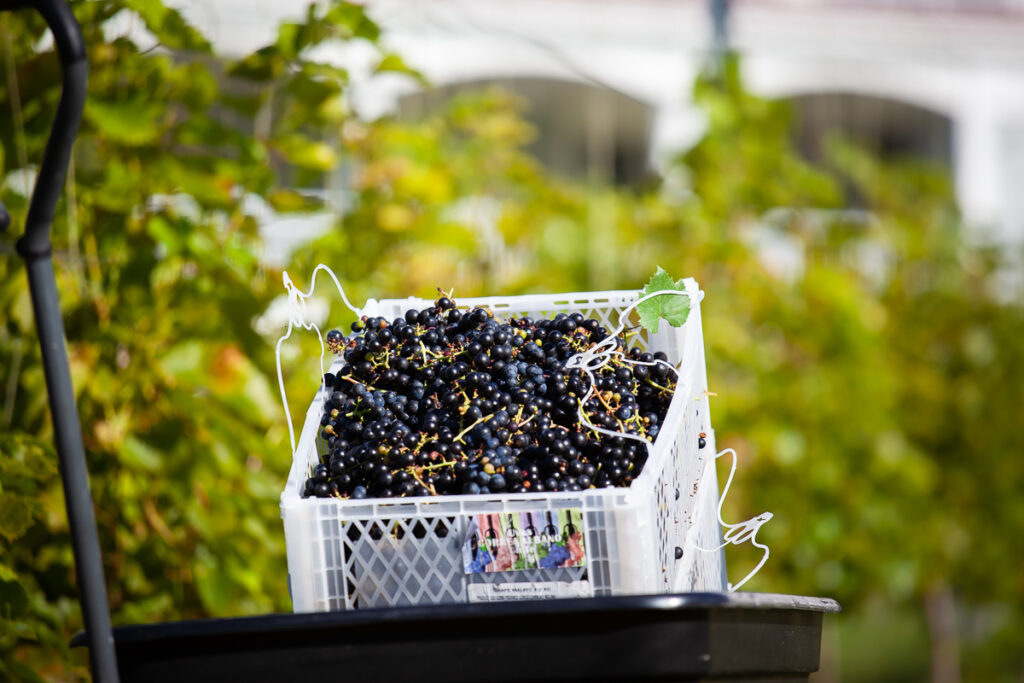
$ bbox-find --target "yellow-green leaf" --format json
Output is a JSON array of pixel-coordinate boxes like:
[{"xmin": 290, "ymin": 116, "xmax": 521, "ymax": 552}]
[
  {"xmin": 120, "ymin": 436, "xmax": 163, "ymax": 472},
  {"xmin": 85, "ymin": 98, "xmax": 163, "ymax": 145},
  {"xmin": 0, "ymin": 497, "xmax": 36, "ymax": 542},
  {"xmin": 274, "ymin": 135, "xmax": 337, "ymax": 172}
]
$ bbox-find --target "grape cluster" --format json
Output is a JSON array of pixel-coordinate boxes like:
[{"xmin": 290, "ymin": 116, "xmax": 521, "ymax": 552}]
[{"xmin": 302, "ymin": 294, "xmax": 679, "ymax": 500}]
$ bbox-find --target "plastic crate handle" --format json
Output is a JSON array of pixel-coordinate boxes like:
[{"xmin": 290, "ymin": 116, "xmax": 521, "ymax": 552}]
[
  {"xmin": 688, "ymin": 448, "xmax": 773, "ymax": 592},
  {"xmin": 276, "ymin": 264, "xmax": 364, "ymax": 454},
  {"xmin": 564, "ymin": 284, "xmax": 704, "ymax": 449}
]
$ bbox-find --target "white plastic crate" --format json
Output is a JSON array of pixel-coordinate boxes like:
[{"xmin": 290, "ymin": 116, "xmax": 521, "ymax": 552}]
[{"xmin": 281, "ymin": 281, "xmax": 726, "ymax": 612}]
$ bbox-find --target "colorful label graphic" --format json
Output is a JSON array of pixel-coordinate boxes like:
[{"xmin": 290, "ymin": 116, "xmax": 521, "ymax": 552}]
[{"xmin": 462, "ymin": 508, "xmax": 587, "ymax": 574}]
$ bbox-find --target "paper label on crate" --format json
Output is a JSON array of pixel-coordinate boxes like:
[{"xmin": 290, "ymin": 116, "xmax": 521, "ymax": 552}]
[
  {"xmin": 467, "ymin": 580, "xmax": 593, "ymax": 603},
  {"xmin": 462, "ymin": 508, "xmax": 586, "ymax": 574}
]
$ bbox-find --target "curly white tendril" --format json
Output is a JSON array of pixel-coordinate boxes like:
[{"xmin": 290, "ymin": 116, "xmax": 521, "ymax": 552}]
[
  {"xmin": 562, "ymin": 288, "xmax": 701, "ymax": 451},
  {"xmin": 276, "ymin": 264, "xmax": 363, "ymax": 454},
  {"xmin": 691, "ymin": 448, "xmax": 773, "ymax": 591}
]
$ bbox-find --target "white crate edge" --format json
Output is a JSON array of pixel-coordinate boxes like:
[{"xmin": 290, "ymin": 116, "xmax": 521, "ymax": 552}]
[{"xmin": 281, "ymin": 282, "xmax": 727, "ymax": 611}]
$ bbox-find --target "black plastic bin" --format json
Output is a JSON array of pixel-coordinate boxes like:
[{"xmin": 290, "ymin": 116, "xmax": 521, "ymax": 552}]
[{"xmin": 73, "ymin": 592, "xmax": 839, "ymax": 682}]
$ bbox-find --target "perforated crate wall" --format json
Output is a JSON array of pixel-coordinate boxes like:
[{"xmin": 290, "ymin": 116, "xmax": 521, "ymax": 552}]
[{"xmin": 281, "ymin": 283, "xmax": 726, "ymax": 611}]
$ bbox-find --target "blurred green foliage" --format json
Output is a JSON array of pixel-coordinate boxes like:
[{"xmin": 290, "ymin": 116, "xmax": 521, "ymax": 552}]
[
  {"xmin": 290, "ymin": 55, "xmax": 1024, "ymax": 681},
  {"xmin": 2, "ymin": 2, "xmax": 1023, "ymax": 681},
  {"xmin": 0, "ymin": 1, "xmax": 411, "ymax": 678}
]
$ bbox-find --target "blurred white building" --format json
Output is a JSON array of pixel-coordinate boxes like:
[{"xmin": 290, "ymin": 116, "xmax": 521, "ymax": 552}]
[{"xmin": 176, "ymin": 0, "xmax": 1024, "ymax": 244}]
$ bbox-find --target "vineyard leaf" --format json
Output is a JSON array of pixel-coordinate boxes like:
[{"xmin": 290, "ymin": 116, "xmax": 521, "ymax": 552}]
[
  {"xmin": 637, "ymin": 266, "xmax": 689, "ymax": 334},
  {"xmin": 0, "ymin": 497, "xmax": 36, "ymax": 542}
]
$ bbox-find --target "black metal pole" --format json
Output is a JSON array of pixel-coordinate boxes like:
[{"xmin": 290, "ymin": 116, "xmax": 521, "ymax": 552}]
[
  {"xmin": 3, "ymin": 0, "xmax": 121, "ymax": 680},
  {"xmin": 711, "ymin": 0, "xmax": 729, "ymax": 55},
  {"xmin": 709, "ymin": 0, "xmax": 730, "ymax": 75}
]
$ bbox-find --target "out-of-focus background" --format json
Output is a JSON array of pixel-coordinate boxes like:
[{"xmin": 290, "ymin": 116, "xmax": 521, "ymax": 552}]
[{"xmin": 1, "ymin": 1, "xmax": 1023, "ymax": 681}]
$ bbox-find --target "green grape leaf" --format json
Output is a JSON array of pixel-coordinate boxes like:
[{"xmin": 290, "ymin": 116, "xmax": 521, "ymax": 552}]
[
  {"xmin": 85, "ymin": 98, "xmax": 164, "ymax": 145},
  {"xmin": 0, "ymin": 496, "xmax": 36, "ymax": 542},
  {"xmin": 120, "ymin": 436, "xmax": 162, "ymax": 472},
  {"xmin": 637, "ymin": 266, "xmax": 690, "ymax": 334},
  {"xmin": 374, "ymin": 53, "xmax": 428, "ymax": 85},
  {"xmin": 0, "ymin": 562, "xmax": 18, "ymax": 583}
]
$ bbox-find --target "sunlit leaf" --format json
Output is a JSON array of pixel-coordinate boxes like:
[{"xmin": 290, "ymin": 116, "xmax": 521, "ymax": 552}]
[
  {"xmin": 267, "ymin": 188, "xmax": 322, "ymax": 213},
  {"xmin": 120, "ymin": 436, "xmax": 163, "ymax": 472},
  {"xmin": 376, "ymin": 203, "xmax": 416, "ymax": 232},
  {"xmin": 228, "ymin": 46, "xmax": 286, "ymax": 82},
  {"xmin": 637, "ymin": 266, "xmax": 690, "ymax": 333},
  {"xmin": 84, "ymin": 98, "xmax": 163, "ymax": 145},
  {"xmin": 273, "ymin": 134, "xmax": 338, "ymax": 171},
  {"xmin": 0, "ymin": 496, "xmax": 35, "ymax": 542},
  {"xmin": 374, "ymin": 53, "xmax": 426, "ymax": 85}
]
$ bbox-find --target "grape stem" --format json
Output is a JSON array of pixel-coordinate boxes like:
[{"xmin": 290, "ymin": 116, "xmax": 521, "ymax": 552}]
[
  {"xmin": 516, "ymin": 412, "xmax": 537, "ymax": 430},
  {"xmin": 646, "ymin": 378, "xmax": 673, "ymax": 394},
  {"xmin": 453, "ymin": 413, "xmax": 492, "ymax": 443},
  {"xmin": 594, "ymin": 389, "xmax": 617, "ymax": 413},
  {"xmin": 419, "ymin": 459, "xmax": 456, "ymax": 472},
  {"xmin": 408, "ymin": 467, "xmax": 438, "ymax": 495}
]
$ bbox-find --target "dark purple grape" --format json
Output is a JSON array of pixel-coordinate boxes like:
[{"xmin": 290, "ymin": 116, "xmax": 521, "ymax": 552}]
[{"xmin": 304, "ymin": 298, "xmax": 679, "ymax": 500}]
